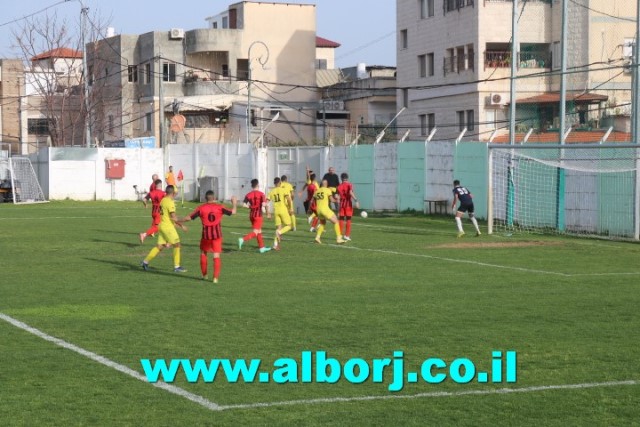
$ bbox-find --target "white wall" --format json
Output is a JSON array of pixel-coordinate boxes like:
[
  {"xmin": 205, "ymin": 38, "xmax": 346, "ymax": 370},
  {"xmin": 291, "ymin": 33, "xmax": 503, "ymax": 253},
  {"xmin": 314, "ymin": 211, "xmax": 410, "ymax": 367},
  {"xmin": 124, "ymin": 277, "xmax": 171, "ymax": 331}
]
[{"xmin": 374, "ymin": 143, "xmax": 398, "ymax": 210}]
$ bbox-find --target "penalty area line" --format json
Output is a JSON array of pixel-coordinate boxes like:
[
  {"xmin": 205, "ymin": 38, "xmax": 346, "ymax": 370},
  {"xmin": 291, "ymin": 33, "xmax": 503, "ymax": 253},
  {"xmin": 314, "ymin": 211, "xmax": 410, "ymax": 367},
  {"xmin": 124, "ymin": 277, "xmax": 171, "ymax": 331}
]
[
  {"xmin": 218, "ymin": 379, "xmax": 639, "ymax": 411},
  {"xmin": 328, "ymin": 244, "xmax": 570, "ymax": 277},
  {"xmin": 0, "ymin": 312, "xmax": 222, "ymax": 412}
]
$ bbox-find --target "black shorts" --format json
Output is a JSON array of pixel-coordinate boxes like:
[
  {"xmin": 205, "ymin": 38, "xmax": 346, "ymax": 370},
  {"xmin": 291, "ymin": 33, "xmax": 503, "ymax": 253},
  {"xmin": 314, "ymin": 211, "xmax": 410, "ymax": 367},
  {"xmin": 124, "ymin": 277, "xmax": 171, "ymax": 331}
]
[
  {"xmin": 303, "ymin": 200, "xmax": 311, "ymax": 213},
  {"xmin": 457, "ymin": 202, "xmax": 474, "ymax": 214}
]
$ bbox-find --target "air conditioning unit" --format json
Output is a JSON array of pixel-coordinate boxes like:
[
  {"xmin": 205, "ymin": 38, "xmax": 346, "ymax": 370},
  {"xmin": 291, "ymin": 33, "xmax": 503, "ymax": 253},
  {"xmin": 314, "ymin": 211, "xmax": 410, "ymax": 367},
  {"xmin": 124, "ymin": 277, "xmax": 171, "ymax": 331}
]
[
  {"xmin": 487, "ymin": 93, "xmax": 506, "ymax": 106},
  {"xmin": 169, "ymin": 28, "xmax": 185, "ymax": 40}
]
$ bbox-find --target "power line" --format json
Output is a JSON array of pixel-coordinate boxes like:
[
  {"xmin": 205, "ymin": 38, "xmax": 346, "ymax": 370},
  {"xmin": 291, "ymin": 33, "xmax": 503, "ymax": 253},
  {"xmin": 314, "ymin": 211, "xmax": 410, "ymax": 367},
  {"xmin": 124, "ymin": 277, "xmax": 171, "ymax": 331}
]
[{"xmin": 0, "ymin": 0, "xmax": 71, "ymax": 28}]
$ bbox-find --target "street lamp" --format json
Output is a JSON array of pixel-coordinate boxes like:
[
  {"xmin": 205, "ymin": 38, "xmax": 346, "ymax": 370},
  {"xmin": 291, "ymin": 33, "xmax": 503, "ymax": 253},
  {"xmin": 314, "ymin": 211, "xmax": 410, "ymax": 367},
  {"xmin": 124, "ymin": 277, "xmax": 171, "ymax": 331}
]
[
  {"xmin": 375, "ymin": 107, "xmax": 406, "ymax": 144},
  {"xmin": 246, "ymin": 41, "xmax": 270, "ymax": 145}
]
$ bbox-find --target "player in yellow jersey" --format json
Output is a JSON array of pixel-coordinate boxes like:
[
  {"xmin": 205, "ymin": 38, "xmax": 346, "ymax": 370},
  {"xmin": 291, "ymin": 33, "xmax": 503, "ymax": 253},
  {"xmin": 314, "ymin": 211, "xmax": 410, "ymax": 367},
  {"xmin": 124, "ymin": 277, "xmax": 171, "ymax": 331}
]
[
  {"xmin": 313, "ymin": 179, "xmax": 345, "ymax": 245},
  {"xmin": 268, "ymin": 177, "xmax": 294, "ymax": 250},
  {"xmin": 280, "ymin": 175, "xmax": 297, "ymax": 231},
  {"xmin": 141, "ymin": 186, "xmax": 188, "ymax": 273}
]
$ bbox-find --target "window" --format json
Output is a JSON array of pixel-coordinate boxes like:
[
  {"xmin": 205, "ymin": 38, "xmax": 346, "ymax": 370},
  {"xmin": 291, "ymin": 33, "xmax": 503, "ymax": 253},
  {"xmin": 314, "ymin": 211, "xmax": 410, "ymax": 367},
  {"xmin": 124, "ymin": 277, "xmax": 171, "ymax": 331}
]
[
  {"xmin": 88, "ymin": 65, "xmax": 94, "ymax": 86},
  {"xmin": 418, "ymin": 0, "xmax": 434, "ymax": 18},
  {"xmin": 467, "ymin": 44, "xmax": 475, "ymax": 71},
  {"xmin": 222, "ymin": 64, "xmax": 229, "ymax": 78},
  {"xmin": 400, "ymin": 30, "xmax": 408, "ymax": 49},
  {"xmin": 222, "ymin": 16, "xmax": 228, "ymax": 29},
  {"xmin": 457, "ymin": 111, "xmax": 466, "ymax": 131},
  {"xmin": 144, "ymin": 63, "xmax": 151, "ymax": 84},
  {"xmin": 419, "ymin": 114, "xmax": 427, "ymax": 136},
  {"xmin": 552, "ymin": 41, "xmax": 561, "ymax": 70},
  {"xmin": 128, "ymin": 65, "xmax": 138, "ymax": 83},
  {"xmin": 316, "ymin": 59, "xmax": 328, "ymax": 70},
  {"xmin": 143, "ymin": 113, "xmax": 152, "ymax": 133},
  {"xmin": 457, "ymin": 46, "xmax": 465, "ymax": 73},
  {"xmin": 212, "ymin": 22, "xmax": 218, "ymax": 29},
  {"xmin": 418, "ymin": 54, "xmax": 427, "ymax": 78},
  {"xmin": 184, "ymin": 111, "xmax": 229, "ymax": 128},
  {"xmin": 486, "ymin": 110, "xmax": 496, "ymax": 130},
  {"xmin": 466, "ymin": 110, "xmax": 474, "ymax": 131},
  {"xmin": 428, "ymin": 113, "xmax": 435, "ymax": 134},
  {"xmin": 162, "ymin": 62, "xmax": 176, "ymax": 82},
  {"xmin": 28, "ymin": 118, "xmax": 50, "ymax": 135},
  {"xmin": 402, "ymin": 88, "xmax": 409, "ymax": 108},
  {"xmin": 108, "ymin": 115, "xmax": 114, "ymax": 134},
  {"xmin": 427, "ymin": 53, "xmax": 434, "ymax": 77}
]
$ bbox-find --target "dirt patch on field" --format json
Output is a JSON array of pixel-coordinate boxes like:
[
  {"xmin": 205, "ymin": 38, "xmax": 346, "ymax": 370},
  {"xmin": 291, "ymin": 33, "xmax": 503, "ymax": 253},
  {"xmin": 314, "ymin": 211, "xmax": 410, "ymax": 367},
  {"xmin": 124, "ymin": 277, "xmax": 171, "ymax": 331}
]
[{"xmin": 428, "ymin": 241, "xmax": 563, "ymax": 249}]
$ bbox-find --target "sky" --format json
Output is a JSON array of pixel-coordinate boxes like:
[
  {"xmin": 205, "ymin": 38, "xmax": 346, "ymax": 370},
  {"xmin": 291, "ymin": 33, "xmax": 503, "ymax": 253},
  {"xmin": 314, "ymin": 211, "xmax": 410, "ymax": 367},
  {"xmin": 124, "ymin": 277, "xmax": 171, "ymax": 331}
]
[{"xmin": 0, "ymin": 0, "xmax": 396, "ymax": 67}]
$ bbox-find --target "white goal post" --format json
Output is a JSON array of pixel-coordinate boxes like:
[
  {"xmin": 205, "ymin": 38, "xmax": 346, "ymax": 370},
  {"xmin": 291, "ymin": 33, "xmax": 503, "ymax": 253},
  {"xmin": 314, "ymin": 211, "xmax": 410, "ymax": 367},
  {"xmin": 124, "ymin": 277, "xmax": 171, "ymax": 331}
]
[
  {"xmin": 488, "ymin": 144, "xmax": 640, "ymax": 240},
  {"xmin": 0, "ymin": 157, "xmax": 47, "ymax": 204}
]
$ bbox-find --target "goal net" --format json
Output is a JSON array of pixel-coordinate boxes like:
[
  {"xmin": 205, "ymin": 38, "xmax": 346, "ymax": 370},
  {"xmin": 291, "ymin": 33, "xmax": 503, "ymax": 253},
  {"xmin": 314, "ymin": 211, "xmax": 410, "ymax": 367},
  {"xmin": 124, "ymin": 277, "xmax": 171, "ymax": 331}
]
[
  {"xmin": 488, "ymin": 144, "xmax": 640, "ymax": 240},
  {"xmin": 1, "ymin": 157, "xmax": 47, "ymax": 204}
]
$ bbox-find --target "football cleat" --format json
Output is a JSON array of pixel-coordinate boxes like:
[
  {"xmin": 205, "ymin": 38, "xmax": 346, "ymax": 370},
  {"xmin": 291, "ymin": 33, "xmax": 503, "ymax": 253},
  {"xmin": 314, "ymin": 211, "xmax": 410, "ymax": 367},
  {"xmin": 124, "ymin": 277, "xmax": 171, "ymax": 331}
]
[
  {"xmin": 457, "ymin": 232, "xmax": 465, "ymax": 238},
  {"xmin": 259, "ymin": 247, "xmax": 272, "ymax": 254},
  {"xmin": 475, "ymin": 231, "xmax": 482, "ymax": 237},
  {"xmin": 310, "ymin": 227, "xmax": 316, "ymax": 233},
  {"xmin": 343, "ymin": 236, "xmax": 351, "ymax": 241},
  {"xmin": 174, "ymin": 266, "xmax": 187, "ymax": 273},
  {"xmin": 141, "ymin": 261, "xmax": 149, "ymax": 271},
  {"xmin": 314, "ymin": 237, "xmax": 322, "ymax": 244},
  {"xmin": 213, "ymin": 278, "xmax": 219, "ymax": 284},
  {"xmin": 238, "ymin": 237, "xmax": 244, "ymax": 250},
  {"xmin": 336, "ymin": 237, "xmax": 346, "ymax": 244}
]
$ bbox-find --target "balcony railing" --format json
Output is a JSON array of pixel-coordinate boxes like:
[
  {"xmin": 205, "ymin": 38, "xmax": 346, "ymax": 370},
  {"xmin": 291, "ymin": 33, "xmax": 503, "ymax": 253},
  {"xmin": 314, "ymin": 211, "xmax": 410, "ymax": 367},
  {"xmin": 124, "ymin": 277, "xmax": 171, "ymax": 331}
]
[
  {"xmin": 484, "ymin": 51, "xmax": 551, "ymax": 69},
  {"xmin": 444, "ymin": 0, "xmax": 474, "ymax": 13},
  {"xmin": 443, "ymin": 53, "xmax": 475, "ymax": 75}
]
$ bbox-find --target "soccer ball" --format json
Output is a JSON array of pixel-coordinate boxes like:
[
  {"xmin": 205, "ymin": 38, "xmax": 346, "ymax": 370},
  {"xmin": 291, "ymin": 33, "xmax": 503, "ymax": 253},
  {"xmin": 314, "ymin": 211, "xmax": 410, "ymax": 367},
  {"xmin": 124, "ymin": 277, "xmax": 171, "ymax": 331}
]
[{"xmin": 360, "ymin": 211, "xmax": 368, "ymax": 218}]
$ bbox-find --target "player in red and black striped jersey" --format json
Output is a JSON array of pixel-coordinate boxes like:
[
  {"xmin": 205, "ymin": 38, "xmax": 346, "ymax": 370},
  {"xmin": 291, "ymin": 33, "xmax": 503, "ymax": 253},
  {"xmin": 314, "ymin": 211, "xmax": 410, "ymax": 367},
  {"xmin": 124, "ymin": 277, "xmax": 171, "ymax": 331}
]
[
  {"xmin": 139, "ymin": 179, "xmax": 165, "ymax": 244},
  {"xmin": 337, "ymin": 173, "xmax": 359, "ymax": 241},
  {"xmin": 239, "ymin": 179, "xmax": 271, "ymax": 254},
  {"xmin": 149, "ymin": 174, "xmax": 159, "ymax": 193},
  {"xmin": 300, "ymin": 167, "xmax": 320, "ymax": 231},
  {"xmin": 181, "ymin": 191, "xmax": 237, "ymax": 283}
]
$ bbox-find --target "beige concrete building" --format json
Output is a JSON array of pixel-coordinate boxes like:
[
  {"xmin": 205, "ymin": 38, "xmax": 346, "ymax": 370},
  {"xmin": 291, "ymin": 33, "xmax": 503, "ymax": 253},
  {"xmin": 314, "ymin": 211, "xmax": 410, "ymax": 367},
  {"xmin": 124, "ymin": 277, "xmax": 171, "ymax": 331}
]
[
  {"xmin": 89, "ymin": 1, "xmax": 321, "ymax": 146},
  {"xmin": 396, "ymin": 0, "xmax": 635, "ymax": 141},
  {"xmin": 0, "ymin": 59, "xmax": 24, "ymax": 154}
]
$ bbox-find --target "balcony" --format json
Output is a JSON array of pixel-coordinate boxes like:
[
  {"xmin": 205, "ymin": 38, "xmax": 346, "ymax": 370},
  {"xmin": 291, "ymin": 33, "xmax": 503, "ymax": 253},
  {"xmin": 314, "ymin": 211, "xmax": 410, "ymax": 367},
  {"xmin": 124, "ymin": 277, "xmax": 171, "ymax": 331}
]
[
  {"xmin": 484, "ymin": 51, "xmax": 551, "ymax": 69},
  {"xmin": 183, "ymin": 71, "xmax": 241, "ymax": 96},
  {"xmin": 443, "ymin": 53, "xmax": 475, "ymax": 75}
]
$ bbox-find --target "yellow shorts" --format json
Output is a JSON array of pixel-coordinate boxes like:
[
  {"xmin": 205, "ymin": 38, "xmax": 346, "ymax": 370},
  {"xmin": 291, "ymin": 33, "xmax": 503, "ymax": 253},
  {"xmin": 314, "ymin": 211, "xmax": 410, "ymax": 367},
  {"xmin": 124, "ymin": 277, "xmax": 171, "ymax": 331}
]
[
  {"xmin": 317, "ymin": 207, "xmax": 335, "ymax": 221},
  {"xmin": 158, "ymin": 225, "xmax": 180, "ymax": 246},
  {"xmin": 274, "ymin": 209, "xmax": 292, "ymax": 227}
]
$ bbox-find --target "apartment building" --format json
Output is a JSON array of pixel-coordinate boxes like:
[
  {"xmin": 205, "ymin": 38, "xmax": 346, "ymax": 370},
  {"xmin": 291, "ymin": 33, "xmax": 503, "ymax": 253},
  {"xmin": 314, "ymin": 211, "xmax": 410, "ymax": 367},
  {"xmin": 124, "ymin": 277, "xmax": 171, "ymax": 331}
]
[
  {"xmin": 88, "ymin": 1, "xmax": 320, "ymax": 146},
  {"xmin": 396, "ymin": 0, "xmax": 635, "ymax": 141},
  {"xmin": 0, "ymin": 59, "xmax": 24, "ymax": 154}
]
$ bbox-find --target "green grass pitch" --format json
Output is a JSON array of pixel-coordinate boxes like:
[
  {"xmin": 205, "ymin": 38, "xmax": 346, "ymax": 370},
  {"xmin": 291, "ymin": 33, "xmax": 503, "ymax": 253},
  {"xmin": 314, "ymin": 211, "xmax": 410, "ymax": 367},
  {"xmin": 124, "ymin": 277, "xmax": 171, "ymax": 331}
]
[{"xmin": 1, "ymin": 201, "xmax": 639, "ymax": 426}]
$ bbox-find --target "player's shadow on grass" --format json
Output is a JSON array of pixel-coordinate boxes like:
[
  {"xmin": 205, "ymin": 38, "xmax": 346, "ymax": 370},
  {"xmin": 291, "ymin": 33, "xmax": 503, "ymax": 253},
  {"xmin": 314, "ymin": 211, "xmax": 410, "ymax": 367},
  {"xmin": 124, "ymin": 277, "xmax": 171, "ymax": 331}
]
[
  {"xmin": 92, "ymin": 238, "xmax": 139, "ymax": 249},
  {"xmin": 84, "ymin": 257, "xmax": 197, "ymax": 281}
]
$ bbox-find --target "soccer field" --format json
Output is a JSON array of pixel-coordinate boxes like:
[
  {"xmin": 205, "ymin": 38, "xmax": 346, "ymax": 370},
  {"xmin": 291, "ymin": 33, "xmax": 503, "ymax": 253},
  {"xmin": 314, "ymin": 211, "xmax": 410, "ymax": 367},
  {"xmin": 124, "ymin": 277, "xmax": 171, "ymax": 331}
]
[{"xmin": 1, "ymin": 201, "xmax": 639, "ymax": 426}]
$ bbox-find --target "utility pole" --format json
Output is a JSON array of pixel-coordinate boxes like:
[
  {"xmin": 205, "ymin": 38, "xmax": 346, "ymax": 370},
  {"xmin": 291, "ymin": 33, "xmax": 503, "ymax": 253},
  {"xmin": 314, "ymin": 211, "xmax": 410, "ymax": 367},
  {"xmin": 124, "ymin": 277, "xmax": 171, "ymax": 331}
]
[
  {"xmin": 246, "ymin": 41, "xmax": 269, "ymax": 145},
  {"xmin": 158, "ymin": 54, "xmax": 165, "ymax": 148},
  {"xmin": 508, "ymin": 0, "xmax": 518, "ymax": 145},
  {"xmin": 80, "ymin": 2, "xmax": 92, "ymax": 147}
]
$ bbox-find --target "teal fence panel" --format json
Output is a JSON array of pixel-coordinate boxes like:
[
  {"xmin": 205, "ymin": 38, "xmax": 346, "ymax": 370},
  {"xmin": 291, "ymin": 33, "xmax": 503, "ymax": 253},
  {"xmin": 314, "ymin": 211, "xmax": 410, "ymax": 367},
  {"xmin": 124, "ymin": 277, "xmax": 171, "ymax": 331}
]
[
  {"xmin": 453, "ymin": 143, "xmax": 488, "ymax": 219},
  {"xmin": 397, "ymin": 142, "xmax": 426, "ymax": 212},
  {"xmin": 348, "ymin": 145, "xmax": 375, "ymax": 210}
]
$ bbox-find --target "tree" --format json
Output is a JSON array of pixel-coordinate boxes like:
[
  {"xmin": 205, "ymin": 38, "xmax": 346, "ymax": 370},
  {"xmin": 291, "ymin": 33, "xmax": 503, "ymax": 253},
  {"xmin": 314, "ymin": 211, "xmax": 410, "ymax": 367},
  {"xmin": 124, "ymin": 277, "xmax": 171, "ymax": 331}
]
[{"xmin": 12, "ymin": 6, "xmax": 112, "ymax": 147}]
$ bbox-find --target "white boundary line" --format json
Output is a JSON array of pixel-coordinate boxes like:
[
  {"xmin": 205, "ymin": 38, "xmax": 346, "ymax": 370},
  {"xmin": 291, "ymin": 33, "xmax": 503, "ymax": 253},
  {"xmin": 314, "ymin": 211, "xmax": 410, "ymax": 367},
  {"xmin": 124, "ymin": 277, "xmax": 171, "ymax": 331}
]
[
  {"xmin": 0, "ymin": 313, "xmax": 221, "ymax": 412},
  {"xmin": 326, "ymin": 244, "xmax": 640, "ymax": 277},
  {"xmin": 218, "ymin": 380, "xmax": 639, "ymax": 411},
  {"xmin": 1, "ymin": 312, "xmax": 637, "ymax": 413}
]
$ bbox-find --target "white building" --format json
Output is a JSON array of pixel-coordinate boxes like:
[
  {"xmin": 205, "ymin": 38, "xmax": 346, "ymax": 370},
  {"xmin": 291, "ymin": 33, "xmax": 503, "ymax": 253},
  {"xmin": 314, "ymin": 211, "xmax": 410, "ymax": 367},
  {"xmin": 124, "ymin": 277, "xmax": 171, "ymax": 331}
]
[{"xmin": 396, "ymin": 0, "xmax": 635, "ymax": 141}]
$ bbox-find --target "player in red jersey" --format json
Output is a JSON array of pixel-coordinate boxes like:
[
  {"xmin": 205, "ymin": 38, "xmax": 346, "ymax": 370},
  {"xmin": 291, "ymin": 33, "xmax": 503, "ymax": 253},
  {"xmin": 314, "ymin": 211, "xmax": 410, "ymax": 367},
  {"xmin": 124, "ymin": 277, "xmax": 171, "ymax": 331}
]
[
  {"xmin": 149, "ymin": 174, "xmax": 159, "ymax": 193},
  {"xmin": 337, "ymin": 173, "xmax": 359, "ymax": 241},
  {"xmin": 239, "ymin": 179, "xmax": 271, "ymax": 254},
  {"xmin": 180, "ymin": 191, "xmax": 237, "ymax": 283},
  {"xmin": 139, "ymin": 179, "xmax": 165, "ymax": 244},
  {"xmin": 300, "ymin": 167, "xmax": 320, "ymax": 232}
]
